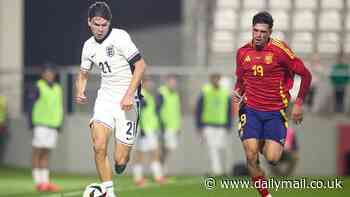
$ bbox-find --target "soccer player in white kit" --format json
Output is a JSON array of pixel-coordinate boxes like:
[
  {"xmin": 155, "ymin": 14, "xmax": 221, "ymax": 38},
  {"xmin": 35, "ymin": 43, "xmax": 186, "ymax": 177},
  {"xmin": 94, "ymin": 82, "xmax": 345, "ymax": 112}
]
[{"xmin": 75, "ymin": 2, "xmax": 146, "ymax": 197}]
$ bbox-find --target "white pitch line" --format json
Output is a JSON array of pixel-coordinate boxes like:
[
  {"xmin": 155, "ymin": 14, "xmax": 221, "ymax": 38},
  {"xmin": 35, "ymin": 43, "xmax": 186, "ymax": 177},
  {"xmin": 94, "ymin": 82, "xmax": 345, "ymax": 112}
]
[{"xmin": 41, "ymin": 178, "xmax": 200, "ymax": 197}]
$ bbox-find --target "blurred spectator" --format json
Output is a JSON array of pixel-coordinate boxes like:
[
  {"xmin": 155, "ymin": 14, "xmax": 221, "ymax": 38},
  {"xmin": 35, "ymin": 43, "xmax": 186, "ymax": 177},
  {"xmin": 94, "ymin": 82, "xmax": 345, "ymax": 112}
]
[
  {"xmin": 307, "ymin": 53, "xmax": 332, "ymax": 114},
  {"xmin": 330, "ymin": 52, "xmax": 350, "ymax": 113},
  {"xmin": 132, "ymin": 78, "xmax": 166, "ymax": 187},
  {"xmin": 27, "ymin": 65, "xmax": 64, "ymax": 192},
  {"xmin": 195, "ymin": 73, "xmax": 232, "ymax": 175},
  {"xmin": 157, "ymin": 75, "xmax": 182, "ymax": 175},
  {"xmin": 0, "ymin": 95, "xmax": 8, "ymax": 163}
]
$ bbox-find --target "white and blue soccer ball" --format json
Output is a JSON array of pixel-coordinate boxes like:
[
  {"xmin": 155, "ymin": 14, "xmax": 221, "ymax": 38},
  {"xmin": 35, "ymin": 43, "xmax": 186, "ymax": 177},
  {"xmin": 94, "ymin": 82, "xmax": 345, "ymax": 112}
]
[{"xmin": 83, "ymin": 183, "xmax": 107, "ymax": 197}]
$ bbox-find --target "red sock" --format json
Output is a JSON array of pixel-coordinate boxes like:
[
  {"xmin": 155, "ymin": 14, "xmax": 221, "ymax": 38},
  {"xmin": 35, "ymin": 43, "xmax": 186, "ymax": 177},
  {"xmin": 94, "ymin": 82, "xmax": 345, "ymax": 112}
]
[{"xmin": 252, "ymin": 176, "xmax": 270, "ymax": 197}]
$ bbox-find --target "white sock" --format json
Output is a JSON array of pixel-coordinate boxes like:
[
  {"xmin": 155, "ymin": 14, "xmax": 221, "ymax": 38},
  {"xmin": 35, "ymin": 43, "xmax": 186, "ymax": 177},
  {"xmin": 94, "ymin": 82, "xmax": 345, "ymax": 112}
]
[
  {"xmin": 32, "ymin": 168, "xmax": 41, "ymax": 184},
  {"xmin": 133, "ymin": 164, "xmax": 143, "ymax": 181},
  {"xmin": 40, "ymin": 168, "xmax": 49, "ymax": 183},
  {"xmin": 151, "ymin": 161, "xmax": 163, "ymax": 179},
  {"xmin": 102, "ymin": 181, "xmax": 115, "ymax": 197}
]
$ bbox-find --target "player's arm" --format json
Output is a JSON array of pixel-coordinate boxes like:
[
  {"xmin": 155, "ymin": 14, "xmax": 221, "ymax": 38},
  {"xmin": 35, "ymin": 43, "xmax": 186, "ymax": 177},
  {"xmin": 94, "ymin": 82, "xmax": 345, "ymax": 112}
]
[
  {"xmin": 27, "ymin": 84, "xmax": 39, "ymax": 129},
  {"xmin": 75, "ymin": 43, "xmax": 92, "ymax": 104},
  {"xmin": 75, "ymin": 70, "xmax": 89, "ymax": 104},
  {"xmin": 122, "ymin": 57, "xmax": 146, "ymax": 110},
  {"xmin": 195, "ymin": 93, "xmax": 205, "ymax": 144},
  {"xmin": 279, "ymin": 44, "xmax": 312, "ymax": 124},
  {"xmin": 195, "ymin": 93, "xmax": 204, "ymax": 132},
  {"xmin": 118, "ymin": 30, "xmax": 147, "ymax": 111},
  {"xmin": 232, "ymin": 50, "xmax": 244, "ymax": 120}
]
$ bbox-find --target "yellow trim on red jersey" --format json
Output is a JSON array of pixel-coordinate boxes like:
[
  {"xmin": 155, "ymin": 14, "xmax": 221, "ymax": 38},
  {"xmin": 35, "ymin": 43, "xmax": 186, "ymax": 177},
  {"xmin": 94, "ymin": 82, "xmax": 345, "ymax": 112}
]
[
  {"xmin": 279, "ymin": 81, "xmax": 289, "ymax": 108},
  {"xmin": 271, "ymin": 39, "xmax": 295, "ymax": 59},
  {"xmin": 279, "ymin": 109, "xmax": 289, "ymax": 128}
]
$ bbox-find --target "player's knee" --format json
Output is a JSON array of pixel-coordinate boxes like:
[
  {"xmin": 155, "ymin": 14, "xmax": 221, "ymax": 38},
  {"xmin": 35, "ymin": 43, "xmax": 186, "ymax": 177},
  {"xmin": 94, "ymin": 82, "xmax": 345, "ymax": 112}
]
[
  {"xmin": 115, "ymin": 155, "xmax": 129, "ymax": 166},
  {"xmin": 92, "ymin": 140, "xmax": 107, "ymax": 156},
  {"xmin": 245, "ymin": 150, "xmax": 259, "ymax": 165},
  {"xmin": 265, "ymin": 155, "xmax": 281, "ymax": 166},
  {"xmin": 114, "ymin": 157, "xmax": 129, "ymax": 175}
]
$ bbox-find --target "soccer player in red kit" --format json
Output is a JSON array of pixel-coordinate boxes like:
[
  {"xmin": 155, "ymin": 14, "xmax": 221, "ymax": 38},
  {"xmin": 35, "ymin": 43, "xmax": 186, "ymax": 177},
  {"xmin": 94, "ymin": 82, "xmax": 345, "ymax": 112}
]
[{"xmin": 233, "ymin": 12, "xmax": 312, "ymax": 197}]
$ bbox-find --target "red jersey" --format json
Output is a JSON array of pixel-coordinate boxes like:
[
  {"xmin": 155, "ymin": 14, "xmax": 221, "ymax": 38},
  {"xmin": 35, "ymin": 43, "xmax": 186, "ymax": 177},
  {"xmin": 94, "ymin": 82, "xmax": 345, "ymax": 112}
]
[{"xmin": 234, "ymin": 38, "xmax": 312, "ymax": 111}]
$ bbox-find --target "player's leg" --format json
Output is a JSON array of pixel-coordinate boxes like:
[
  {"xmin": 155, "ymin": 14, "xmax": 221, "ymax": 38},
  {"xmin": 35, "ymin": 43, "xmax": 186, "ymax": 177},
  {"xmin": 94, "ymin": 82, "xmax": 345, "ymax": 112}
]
[
  {"xmin": 91, "ymin": 121, "xmax": 116, "ymax": 197},
  {"xmin": 37, "ymin": 148, "xmax": 59, "ymax": 192},
  {"xmin": 204, "ymin": 126, "xmax": 224, "ymax": 175},
  {"xmin": 32, "ymin": 126, "xmax": 43, "ymax": 189},
  {"xmin": 162, "ymin": 130, "xmax": 178, "ymax": 176},
  {"xmin": 91, "ymin": 122, "xmax": 113, "ymax": 181},
  {"xmin": 263, "ymin": 140, "xmax": 284, "ymax": 166},
  {"xmin": 243, "ymin": 139, "xmax": 272, "ymax": 197},
  {"xmin": 148, "ymin": 133, "xmax": 165, "ymax": 183},
  {"xmin": 239, "ymin": 106, "xmax": 271, "ymax": 197},
  {"xmin": 114, "ymin": 107, "xmax": 138, "ymax": 174},
  {"xmin": 133, "ymin": 131, "xmax": 146, "ymax": 186},
  {"xmin": 38, "ymin": 148, "xmax": 50, "ymax": 183},
  {"xmin": 238, "ymin": 106, "xmax": 265, "ymax": 176},
  {"xmin": 32, "ymin": 147, "xmax": 42, "ymax": 190},
  {"xmin": 132, "ymin": 149, "xmax": 146, "ymax": 186},
  {"xmin": 262, "ymin": 110, "xmax": 288, "ymax": 165},
  {"xmin": 32, "ymin": 126, "xmax": 59, "ymax": 192},
  {"xmin": 114, "ymin": 142, "xmax": 132, "ymax": 174},
  {"xmin": 242, "ymin": 139, "xmax": 265, "ymax": 176}
]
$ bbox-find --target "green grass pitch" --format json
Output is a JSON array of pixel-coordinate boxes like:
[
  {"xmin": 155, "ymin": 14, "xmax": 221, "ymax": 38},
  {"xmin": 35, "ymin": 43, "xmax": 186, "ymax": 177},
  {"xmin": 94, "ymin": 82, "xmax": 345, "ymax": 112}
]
[{"xmin": 0, "ymin": 166, "xmax": 349, "ymax": 197}]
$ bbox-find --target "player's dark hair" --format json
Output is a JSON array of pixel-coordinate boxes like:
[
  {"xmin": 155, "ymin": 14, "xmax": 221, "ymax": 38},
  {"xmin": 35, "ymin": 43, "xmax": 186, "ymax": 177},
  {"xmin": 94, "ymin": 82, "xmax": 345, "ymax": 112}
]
[
  {"xmin": 88, "ymin": 1, "xmax": 112, "ymax": 21},
  {"xmin": 253, "ymin": 11, "xmax": 273, "ymax": 29}
]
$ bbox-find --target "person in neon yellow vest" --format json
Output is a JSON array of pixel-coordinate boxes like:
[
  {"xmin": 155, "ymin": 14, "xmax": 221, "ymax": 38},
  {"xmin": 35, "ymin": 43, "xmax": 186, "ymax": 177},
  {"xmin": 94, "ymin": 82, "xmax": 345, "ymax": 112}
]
[
  {"xmin": 156, "ymin": 75, "xmax": 182, "ymax": 173},
  {"xmin": 195, "ymin": 73, "xmax": 232, "ymax": 175},
  {"xmin": 132, "ymin": 78, "xmax": 166, "ymax": 187},
  {"xmin": 28, "ymin": 66, "xmax": 63, "ymax": 192}
]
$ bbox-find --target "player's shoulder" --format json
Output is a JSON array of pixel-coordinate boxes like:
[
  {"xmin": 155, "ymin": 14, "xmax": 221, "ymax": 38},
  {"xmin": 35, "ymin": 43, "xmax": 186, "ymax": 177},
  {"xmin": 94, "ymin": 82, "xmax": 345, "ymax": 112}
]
[
  {"xmin": 110, "ymin": 28, "xmax": 131, "ymax": 39},
  {"xmin": 269, "ymin": 38, "xmax": 295, "ymax": 58},
  {"xmin": 237, "ymin": 42, "xmax": 252, "ymax": 52},
  {"xmin": 236, "ymin": 42, "xmax": 252, "ymax": 59},
  {"xmin": 269, "ymin": 38, "xmax": 290, "ymax": 50},
  {"xmin": 82, "ymin": 37, "xmax": 96, "ymax": 49}
]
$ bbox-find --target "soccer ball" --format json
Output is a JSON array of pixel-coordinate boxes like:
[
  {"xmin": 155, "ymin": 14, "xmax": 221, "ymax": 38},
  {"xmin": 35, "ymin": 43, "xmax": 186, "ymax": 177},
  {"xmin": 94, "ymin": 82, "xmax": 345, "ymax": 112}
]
[{"xmin": 83, "ymin": 183, "xmax": 107, "ymax": 197}]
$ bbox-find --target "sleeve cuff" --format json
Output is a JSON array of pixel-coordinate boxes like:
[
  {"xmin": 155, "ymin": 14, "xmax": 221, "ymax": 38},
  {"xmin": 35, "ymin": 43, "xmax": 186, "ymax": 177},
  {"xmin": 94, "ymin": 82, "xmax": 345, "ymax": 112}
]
[{"xmin": 128, "ymin": 53, "xmax": 142, "ymax": 66}]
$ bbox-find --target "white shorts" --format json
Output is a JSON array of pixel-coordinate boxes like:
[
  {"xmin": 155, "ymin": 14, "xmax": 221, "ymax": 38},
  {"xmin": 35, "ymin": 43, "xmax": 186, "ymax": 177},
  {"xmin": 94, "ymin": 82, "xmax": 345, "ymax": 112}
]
[
  {"xmin": 164, "ymin": 130, "xmax": 178, "ymax": 150},
  {"xmin": 203, "ymin": 126, "xmax": 226, "ymax": 149},
  {"xmin": 90, "ymin": 99, "xmax": 139, "ymax": 146},
  {"xmin": 32, "ymin": 126, "xmax": 58, "ymax": 149},
  {"xmin": 135, "ymin": 131, "xmax": 159, "ymax": 152}
]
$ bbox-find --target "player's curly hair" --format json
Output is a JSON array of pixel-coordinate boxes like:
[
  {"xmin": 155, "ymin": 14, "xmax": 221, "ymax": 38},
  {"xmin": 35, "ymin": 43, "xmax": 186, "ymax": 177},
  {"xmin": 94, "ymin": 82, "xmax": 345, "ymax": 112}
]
[
  {"xmin": 252, "ymin": 11, "xmax": 273, "ymax": 29},
  {"xmin": 88, "ymin": 1, "xmax": 112, "ymax": 21}
]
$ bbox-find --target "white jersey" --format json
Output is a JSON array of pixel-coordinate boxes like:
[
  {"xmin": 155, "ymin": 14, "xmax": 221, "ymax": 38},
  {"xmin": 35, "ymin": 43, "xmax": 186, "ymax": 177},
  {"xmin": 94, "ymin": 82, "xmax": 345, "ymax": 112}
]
[{"xmin": 80, "ymin": 28, "xmax": 141, "ymax": 103}]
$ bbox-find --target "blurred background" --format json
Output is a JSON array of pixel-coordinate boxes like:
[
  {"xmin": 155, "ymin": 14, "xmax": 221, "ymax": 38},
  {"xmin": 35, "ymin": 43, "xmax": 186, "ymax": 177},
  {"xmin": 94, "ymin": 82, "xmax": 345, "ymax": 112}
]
[{"xmin": 0, "ymin": 0, "xmax": 350, "ymax": 179}]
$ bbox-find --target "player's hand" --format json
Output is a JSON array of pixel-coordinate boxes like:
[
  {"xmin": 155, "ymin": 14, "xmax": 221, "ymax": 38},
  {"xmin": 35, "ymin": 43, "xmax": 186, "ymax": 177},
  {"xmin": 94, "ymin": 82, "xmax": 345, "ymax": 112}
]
[
  {"xmin": 232, "ymin": 91, "xmax": 242, "ymax": 104},
  {"xmin": 121, "ymin": 93, "xmax": 134, "ymax": 111},
  {"xmin": 291, "ymin": 103, "xmax": 303, "ymax": 124},
  {"xmin": 75, "ymin": 93, "xmax": 88, "ymax": 104}
]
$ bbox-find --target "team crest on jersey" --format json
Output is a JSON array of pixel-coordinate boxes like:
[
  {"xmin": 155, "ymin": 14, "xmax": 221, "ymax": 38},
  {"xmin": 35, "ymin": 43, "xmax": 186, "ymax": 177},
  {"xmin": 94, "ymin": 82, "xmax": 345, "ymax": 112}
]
[
  {"xmin": 265, "ymin": 54, "xmax": 273, "ymax": 64},
  {"xmin": 106, "ymin": 45, "xmax": 115, "ymax": 57}
]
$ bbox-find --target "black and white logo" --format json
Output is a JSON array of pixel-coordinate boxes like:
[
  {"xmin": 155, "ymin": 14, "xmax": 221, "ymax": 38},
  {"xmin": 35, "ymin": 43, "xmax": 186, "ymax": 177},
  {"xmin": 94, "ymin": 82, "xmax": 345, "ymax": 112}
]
[{"xmin": 106, "ymin": 45, "xmax": 115, "ymax": 57}]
